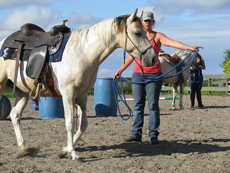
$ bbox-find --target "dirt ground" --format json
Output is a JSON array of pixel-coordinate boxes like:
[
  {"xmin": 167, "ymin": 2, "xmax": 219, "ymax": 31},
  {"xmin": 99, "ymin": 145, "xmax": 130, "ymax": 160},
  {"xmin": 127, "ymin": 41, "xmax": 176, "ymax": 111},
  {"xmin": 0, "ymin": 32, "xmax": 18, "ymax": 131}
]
[{"xmin": 0, "ymin": 95, "xmax": 230, "ymax": 173}]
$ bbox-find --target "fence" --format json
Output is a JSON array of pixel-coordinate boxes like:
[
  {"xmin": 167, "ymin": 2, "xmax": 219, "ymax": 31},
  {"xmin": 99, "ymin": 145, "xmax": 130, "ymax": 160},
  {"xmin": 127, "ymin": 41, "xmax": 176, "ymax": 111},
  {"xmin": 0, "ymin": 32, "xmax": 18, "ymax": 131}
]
[{"xmin": 117, "ymin": 74, "xmax": 230, "ymax": 94}]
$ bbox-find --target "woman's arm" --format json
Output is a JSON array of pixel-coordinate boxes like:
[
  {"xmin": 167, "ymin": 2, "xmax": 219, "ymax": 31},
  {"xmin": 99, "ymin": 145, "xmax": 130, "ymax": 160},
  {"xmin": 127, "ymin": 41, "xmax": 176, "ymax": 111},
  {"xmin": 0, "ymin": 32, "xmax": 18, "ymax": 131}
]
[
  {"xmin": 156, "ymin": 32, "xmax": 204, "ymax": 51},
  {"xmin": 171, "ymin": 49, "xmax": 182, "ymax": 56},
  {"xmin": 113, "ymin": 55, "xmax": 134, "ymax": 80},
  {"xmin": 200, "ymin": 58, "xmax": 206, "ymax": 70}
]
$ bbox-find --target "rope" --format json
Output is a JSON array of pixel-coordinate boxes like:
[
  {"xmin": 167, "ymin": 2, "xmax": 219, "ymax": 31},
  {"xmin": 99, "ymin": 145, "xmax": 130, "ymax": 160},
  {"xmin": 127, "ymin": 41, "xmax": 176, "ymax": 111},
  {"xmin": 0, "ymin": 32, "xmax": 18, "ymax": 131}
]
[{"xmin": 112, "ymin": 49, "xmax": 198, "ymax": 120}]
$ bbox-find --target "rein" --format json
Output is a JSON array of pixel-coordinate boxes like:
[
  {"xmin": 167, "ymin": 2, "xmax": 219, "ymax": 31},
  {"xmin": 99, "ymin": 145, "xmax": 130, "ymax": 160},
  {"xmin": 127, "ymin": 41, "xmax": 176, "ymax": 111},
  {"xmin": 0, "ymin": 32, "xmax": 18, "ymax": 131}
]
[{"xmin": 113, "ymin": 49, "xmax": 198, "ymax": 120}]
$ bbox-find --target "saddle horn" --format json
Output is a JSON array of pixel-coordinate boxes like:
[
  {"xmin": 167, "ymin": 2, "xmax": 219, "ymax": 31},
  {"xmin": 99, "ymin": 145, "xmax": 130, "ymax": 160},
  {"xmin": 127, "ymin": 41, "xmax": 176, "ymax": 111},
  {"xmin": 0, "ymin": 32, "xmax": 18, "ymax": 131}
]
[
  {"xmin": 61, "ymin": 20, "xmax": 68, "ymax": 25},
  {"xmin": 50, "ymin": 20, "xmax": 71, "ymax": 36}
]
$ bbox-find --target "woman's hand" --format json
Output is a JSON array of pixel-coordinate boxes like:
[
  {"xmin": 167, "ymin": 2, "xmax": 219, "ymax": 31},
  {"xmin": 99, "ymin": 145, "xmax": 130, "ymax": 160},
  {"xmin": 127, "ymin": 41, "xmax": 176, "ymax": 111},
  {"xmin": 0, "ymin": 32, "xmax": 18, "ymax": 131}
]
[
  {"xmin": 190, "ymin": 46, "xmax": 204, "ymax": 52},
  {"xmin": 113, "ymin": 71, "xmax": 121, "ymax": 81}
]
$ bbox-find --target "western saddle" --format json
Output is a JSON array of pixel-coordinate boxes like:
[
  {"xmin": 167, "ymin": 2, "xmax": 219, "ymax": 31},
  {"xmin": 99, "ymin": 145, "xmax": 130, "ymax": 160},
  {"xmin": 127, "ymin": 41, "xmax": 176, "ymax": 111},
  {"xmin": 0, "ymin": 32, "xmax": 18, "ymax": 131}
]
[{"xmin": 3, "ymin": 20, "xmax": 71, "ymax": 100}]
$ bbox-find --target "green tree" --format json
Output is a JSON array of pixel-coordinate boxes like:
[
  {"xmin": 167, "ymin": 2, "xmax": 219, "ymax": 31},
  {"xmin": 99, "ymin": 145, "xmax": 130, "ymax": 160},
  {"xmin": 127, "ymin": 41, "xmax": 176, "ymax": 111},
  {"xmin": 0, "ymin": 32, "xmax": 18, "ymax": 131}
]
[{"xmin": 220, "ymin": 48, "xmax": 230, "ymax": 74}]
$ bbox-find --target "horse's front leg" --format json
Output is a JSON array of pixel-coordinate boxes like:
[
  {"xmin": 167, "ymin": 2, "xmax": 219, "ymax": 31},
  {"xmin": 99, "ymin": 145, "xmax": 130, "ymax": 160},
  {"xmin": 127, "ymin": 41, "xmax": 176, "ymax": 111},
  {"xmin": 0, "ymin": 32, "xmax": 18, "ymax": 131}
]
[
  {"xmin": 172, "ymin": 84, "xmax": 177, "ymax": 110},
  {"xmin": 10, "ymin": 91, "xmax": 29, "ymax": 149},
  {"xmin": 73, "ymin": 95, "xmax": 88, "ymax": 145},
  {"xmin": 61, "ymin": 95, "xmax": 81, "ymax": 161}
]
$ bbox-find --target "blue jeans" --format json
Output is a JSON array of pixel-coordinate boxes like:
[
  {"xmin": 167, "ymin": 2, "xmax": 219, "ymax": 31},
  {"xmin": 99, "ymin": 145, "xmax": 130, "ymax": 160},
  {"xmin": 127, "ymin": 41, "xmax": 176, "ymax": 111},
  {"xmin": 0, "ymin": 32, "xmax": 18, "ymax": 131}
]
[{"xmin": 131, "ymin": 73, "xmax": 163, "ymax": 140}]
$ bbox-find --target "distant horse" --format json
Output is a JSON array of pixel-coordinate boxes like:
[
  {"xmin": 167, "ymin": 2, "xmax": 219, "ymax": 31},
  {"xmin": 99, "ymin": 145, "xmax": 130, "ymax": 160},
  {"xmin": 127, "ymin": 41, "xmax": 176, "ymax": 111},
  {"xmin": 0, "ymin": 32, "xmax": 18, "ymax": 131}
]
[
  {"xmin": 159, "ymin": 50, "xmax": 197, "ymax": 110},
  {"xmin": 0, "ymin": 9, "xmax": 157, "ymax": 162}
]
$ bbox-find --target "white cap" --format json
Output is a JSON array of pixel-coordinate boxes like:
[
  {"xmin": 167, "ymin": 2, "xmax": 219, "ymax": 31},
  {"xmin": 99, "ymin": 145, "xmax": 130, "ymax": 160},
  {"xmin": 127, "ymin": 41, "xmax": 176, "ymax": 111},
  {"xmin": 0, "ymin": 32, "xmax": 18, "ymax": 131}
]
[{"xmin": 141, "ymin": 11, "xmax": 154, "ymax": 21}]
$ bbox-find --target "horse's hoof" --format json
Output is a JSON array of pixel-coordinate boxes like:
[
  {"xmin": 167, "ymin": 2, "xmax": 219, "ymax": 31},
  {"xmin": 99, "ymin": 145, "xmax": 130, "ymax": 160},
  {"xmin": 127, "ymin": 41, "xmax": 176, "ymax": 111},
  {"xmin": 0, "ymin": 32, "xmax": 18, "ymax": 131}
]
[
  {"xmin": 75, "ymin": 158, "xmax": 84, "ymax": 163},
  {"xmin": 14, "ymin": 147, "xmax": 39, "ymax": 158},
  {"xmin": 57, "ymin": 151, "xmax": 66, "ymax": 159}
]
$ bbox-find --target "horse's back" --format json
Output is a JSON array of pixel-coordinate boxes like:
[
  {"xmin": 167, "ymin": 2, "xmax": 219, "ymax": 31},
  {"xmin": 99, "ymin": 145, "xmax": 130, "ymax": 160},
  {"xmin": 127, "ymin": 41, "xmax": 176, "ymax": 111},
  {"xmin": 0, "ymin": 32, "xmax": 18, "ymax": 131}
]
[{"xmin": 159, "ymin": 56, "xmax": 179, "ymax": 83}]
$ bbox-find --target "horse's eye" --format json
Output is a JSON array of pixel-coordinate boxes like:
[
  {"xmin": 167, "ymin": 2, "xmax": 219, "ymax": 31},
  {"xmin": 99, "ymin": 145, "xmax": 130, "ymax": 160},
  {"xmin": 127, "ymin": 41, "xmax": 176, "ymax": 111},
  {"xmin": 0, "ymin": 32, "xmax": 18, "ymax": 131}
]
[{"xmin": 135, "ymin": 32, "xmax": 141, "ymax": 36}]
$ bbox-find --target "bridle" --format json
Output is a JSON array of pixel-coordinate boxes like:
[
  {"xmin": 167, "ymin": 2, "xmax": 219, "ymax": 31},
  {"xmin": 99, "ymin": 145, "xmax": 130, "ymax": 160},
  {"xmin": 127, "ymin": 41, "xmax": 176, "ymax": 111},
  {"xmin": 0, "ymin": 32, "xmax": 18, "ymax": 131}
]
[
  {"xmin": 125, "ymin": 30, "xmax": 152, "ymax": 57},
  {"xmin": 124, "ymin": 27, "xmax": 153, "ymax": 78}
]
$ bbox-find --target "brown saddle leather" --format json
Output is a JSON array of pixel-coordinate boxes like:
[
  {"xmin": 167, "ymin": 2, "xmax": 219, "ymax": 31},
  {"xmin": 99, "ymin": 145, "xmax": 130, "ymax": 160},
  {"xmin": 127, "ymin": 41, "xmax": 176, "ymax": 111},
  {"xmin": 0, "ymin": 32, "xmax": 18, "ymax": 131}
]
[
  {"xmin": 21, "ymin": 23, "xmax": 45, "ymax": 36},
  {"xmin": 3, "ymin": 23, "xmax": 68, "ymax": 55},
  {"xmin": 162, "ymin": 54, "xmax": 184, "ymax": 83},
  {"xmin": 2, "ymin": 21, "xmax": 71, "ymax": 99}
]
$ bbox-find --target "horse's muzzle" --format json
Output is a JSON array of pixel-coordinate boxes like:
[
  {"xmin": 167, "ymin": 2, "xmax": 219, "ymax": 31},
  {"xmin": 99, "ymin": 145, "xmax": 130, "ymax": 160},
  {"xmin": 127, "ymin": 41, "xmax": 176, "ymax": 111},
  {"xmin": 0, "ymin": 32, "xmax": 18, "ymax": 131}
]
[{"xmin": 142, "ymin": 48, "xmax": 157, "ymax": 67}]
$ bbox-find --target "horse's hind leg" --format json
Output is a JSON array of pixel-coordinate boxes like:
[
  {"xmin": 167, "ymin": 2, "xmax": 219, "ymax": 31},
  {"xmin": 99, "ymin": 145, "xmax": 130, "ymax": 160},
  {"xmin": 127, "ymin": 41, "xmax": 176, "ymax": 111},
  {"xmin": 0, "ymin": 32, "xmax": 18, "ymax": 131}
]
[
  {"xmin": 73, "ymin": 98, "xmax": 88, "ymax": 145},
  {"xmin": 179, "ymin": 82, "xmax": 185, "ymax": 110},
  {"xmin": 10, "ymin": 88, "xmax": 29, "ymax": 149},
  {"xmin": 61, "ymin": 94, "xmax": 87, "ymax": 161},
  {"xmin": 172, "ymin": 84, "xmax": 177, "ymax": 110}
]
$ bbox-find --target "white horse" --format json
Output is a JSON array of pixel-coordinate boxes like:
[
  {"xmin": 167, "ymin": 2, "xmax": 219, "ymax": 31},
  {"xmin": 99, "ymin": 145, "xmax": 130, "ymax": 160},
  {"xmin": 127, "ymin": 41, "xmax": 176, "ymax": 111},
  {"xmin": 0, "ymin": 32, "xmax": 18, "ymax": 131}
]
[
  {"xmin": 159, "ymin": 50, "xmax": 197, "ymax": 110},
  {"xmin": 0, "ymin": 9, "xmax": 157, "ymax": 162}
]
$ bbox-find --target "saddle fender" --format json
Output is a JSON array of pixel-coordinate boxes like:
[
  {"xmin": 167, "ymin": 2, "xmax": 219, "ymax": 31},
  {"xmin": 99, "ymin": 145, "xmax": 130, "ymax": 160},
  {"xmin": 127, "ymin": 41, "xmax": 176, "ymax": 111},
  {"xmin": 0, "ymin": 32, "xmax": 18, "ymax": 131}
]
[{"xmin": 26, "ymin": 46, "xmax": 47, "ymax": 79}]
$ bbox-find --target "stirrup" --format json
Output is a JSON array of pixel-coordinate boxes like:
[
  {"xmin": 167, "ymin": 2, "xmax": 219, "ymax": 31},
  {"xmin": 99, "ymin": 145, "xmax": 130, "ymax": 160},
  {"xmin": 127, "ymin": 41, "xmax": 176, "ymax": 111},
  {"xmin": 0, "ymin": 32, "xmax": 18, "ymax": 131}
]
[{"xmin": 30, "ymin": 83, "xmax": 42, "ymax": 101}]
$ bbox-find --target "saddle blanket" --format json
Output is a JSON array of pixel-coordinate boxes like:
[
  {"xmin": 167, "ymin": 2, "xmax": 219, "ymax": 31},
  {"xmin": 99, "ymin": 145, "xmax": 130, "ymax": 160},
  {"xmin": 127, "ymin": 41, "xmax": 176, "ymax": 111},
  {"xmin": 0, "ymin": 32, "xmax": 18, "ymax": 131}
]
[{"xmin": 0, "ymin": 35, "xmax": 70, "ymax": 62}]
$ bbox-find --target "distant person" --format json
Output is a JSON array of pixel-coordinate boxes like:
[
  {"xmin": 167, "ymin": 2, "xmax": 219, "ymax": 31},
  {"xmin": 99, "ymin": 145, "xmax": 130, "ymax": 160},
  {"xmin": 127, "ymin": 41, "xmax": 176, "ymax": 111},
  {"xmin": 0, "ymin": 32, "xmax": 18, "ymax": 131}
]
[
  {"xmin": 113, "ymin": 11, "xmax": 203, "ymax": 145},
  {"xmin": 189, "ymin": 53, "xmax": 206, "ymax": 109},
  {"xmin": 159, "ymin": 49, "xmax": 183, "ymax": 63}
]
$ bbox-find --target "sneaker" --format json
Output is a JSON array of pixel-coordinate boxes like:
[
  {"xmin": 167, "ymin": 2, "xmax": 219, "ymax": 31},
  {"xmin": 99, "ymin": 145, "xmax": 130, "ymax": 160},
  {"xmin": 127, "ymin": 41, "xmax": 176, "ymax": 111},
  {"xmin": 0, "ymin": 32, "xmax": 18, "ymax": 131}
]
[
  {"xmin": 191, "ymin": 106, "xmax": 195, "ymax": 110},
  {"xmin": 124, "ymin": 136, "xmax": 141, "ymax": 142},
  {"xmin": 199, "ymin": 105, "xmax": 204, "ymax": 108},
  {"xmin": 150, "ymin": 137, "xmax": 159, "ymax": 145}
]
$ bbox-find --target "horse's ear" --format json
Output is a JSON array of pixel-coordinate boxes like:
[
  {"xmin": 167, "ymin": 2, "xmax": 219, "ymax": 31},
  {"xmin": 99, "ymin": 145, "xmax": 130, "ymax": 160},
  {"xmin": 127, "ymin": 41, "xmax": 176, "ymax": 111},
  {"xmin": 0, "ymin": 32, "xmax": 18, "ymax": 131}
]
[
  {"xmin": 137, "ymin": 11, "xmax": 143, "ymax": 20},
  {"xmin": 129, "ymin": 8, "xmax": 138, "ymax": 21}
]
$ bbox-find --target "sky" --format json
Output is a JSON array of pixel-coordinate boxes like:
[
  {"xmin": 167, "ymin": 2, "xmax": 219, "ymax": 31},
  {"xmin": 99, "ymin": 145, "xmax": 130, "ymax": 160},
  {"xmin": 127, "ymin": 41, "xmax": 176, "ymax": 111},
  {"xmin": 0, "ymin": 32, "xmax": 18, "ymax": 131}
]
[{"xmin": 0, "ymin": 0, "xmax": 230, "ymax": 77}]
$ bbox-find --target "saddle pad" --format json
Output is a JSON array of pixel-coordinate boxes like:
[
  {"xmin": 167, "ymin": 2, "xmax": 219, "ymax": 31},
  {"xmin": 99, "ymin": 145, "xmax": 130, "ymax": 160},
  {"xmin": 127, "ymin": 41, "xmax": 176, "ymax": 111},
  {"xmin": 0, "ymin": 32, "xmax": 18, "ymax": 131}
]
[{"xmin": 0, "ymin": 35, "xmax": 70, "ymax": 62}]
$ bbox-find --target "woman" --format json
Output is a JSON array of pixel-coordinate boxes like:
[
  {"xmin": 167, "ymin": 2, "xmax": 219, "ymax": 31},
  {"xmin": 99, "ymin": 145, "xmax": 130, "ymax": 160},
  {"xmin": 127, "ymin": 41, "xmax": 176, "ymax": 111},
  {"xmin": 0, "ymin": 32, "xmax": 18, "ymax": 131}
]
[
  {"xmin": 113, "ymin": 11, "xmax": 203, "ymax": 144},
  {"xmin": 189, "ymin": 54, "xmax": 206, "ymax": 109}
]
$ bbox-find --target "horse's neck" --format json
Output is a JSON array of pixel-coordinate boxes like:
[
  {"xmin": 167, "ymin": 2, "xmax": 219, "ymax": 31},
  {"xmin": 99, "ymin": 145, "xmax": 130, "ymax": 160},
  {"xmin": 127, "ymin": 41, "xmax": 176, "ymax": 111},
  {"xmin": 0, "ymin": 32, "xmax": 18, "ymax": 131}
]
[
  {"xmin": 181, "ymin": 51, "xmax": 194, "ymax": 66},
  {"xmin": 66, "ymin": 18, "xmax": 118, "ymax": 65}
]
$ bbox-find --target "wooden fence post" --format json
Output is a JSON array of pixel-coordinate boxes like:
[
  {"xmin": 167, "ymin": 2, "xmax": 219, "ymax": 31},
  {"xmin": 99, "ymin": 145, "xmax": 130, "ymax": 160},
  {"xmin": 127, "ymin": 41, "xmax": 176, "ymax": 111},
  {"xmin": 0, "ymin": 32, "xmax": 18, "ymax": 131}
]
[
  {"xmin": 208, "ymin": 78, "xmax": 211, "ymax": 94},
  {"xmin": 227, "ymin": 78, "xmax": 230, "ymax": 94}
]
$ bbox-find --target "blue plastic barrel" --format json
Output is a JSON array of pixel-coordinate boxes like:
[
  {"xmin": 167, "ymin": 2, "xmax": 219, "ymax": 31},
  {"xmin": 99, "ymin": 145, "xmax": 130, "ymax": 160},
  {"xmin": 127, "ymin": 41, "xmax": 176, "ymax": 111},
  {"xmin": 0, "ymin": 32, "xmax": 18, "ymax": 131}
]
[
  {"xmin": 31, "ymin": 100, "xmax": 39, "ymax": 111},
  {"xmin": 39, "ymin": 97, "xmax": 64, "ymax": 119},
  {"xmin": 94, "ymin": 77, "xmax": 117, "ymax": 116}
]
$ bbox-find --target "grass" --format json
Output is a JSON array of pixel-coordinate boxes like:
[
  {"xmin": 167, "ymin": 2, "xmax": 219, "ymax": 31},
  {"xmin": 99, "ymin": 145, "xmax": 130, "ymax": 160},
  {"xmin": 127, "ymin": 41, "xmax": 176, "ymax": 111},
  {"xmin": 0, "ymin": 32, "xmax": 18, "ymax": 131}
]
[
  {"xmin": 2, "ymin": 86, "xmax": 230, "ymax": 99},
  {"xmin": 3, "ymin": 88, "xmax": 15, "ymax": 98}
]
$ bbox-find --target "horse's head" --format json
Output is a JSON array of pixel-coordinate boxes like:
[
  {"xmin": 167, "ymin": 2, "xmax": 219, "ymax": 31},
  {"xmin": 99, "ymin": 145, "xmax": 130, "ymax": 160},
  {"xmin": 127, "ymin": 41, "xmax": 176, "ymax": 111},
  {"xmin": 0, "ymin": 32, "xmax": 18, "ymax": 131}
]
[
  {"xmin": 181, "ymin": 50, "xmax": 199, "ymax": 65},
  {"xmin": 114, "ymin": 9, "xmax": 157, "ymax": 67}
]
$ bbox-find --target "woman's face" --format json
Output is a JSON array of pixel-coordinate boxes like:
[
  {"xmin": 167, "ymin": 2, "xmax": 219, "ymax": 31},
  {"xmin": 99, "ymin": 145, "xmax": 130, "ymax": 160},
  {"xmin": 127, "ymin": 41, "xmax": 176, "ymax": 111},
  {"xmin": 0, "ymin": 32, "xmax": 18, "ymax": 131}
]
[{"xmin": 141, "ymin": 20, "xmax": 154, "ymax": 31}]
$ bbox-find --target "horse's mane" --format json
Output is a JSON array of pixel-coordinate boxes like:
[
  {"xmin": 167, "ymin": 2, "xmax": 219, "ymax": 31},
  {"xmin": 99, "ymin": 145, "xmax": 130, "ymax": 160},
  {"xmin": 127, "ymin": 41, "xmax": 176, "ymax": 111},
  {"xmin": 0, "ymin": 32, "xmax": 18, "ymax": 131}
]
[
  {"xmin": 67, "ymin": 14, "xmax": 141, "ymax": 50},
  {"xmin": 181, "ymin": 50, "xmax": 201, "ymax": 60},
  {"xmin": 181, "ymin": 50, "xmax": 192, "ymax": 59}
]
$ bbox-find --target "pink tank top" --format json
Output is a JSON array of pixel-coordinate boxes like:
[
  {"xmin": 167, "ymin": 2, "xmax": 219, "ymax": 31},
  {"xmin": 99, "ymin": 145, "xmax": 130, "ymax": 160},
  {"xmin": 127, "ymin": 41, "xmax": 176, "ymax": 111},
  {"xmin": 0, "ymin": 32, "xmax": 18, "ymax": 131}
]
[{"xmin": 133, "ymin": 33, "xmax": 162, "ymax": 73}]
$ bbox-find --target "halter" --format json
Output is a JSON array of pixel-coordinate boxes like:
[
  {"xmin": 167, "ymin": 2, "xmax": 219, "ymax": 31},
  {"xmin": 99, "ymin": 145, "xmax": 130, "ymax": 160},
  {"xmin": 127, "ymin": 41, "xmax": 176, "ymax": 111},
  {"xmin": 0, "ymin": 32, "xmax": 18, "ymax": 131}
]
[
  {"xmin": 124, "ymin": 29, "xmax": 153, "ymax": 78},
  {"xmin": 125, "ymin": 31, "xmax": 153, "ymax": 56}
]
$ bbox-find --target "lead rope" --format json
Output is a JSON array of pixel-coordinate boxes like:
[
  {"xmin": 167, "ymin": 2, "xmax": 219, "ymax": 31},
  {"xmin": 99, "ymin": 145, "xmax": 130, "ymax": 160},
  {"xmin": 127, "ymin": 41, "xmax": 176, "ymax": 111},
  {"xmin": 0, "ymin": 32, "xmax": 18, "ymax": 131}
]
[{"xmin": 113, "ymin": 49, "xmax": 198, "ymax": 120}]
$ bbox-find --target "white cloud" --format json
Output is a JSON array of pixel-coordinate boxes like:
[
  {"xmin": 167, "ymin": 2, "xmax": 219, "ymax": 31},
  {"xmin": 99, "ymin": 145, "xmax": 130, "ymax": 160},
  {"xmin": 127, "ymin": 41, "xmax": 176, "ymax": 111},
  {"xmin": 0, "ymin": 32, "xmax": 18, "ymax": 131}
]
[
  {"xmin": 97, "ymin": 68, "xmax": 114, "ymax": 77},
  {"xmin": 214, "ymin": 68, "xmax": 224, "ymax": 74},
  {"xmin": 0, "ymin": 0, "xmax": 229, "ymax": 77},
  {"xmin": 144, "ymin": 0, "xmax": 230, "ymax": 23},
  {"xmin": 0, "ymin": 0, "xmax": 51, "ymax": 9},
  {"xmin": 68, "ymin": 12, "xmax": 102, "ymax": 25},
  {"xmin": 97, "ymin": 68, "xmax": 133, "ymax": 78},
  {"xmin": 147, "ymin": 0, "xmax": 230, "ymax": 14},
  {"xmin": 0, "ymin": 6, "xmax": 53, "ymax": 32}
]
